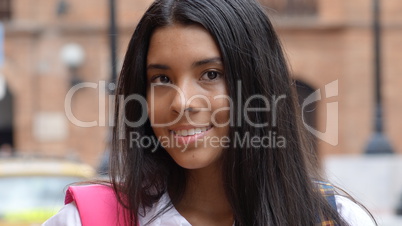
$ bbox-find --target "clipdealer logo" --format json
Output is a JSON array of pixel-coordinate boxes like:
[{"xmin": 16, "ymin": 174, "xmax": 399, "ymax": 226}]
[
  {"xmin": 301, "ymin": 80, "xmax": 339, "ymax": 146},
  {"xmin": 64, "ymin": 79, "xmax": 339, "ymax": 147}
]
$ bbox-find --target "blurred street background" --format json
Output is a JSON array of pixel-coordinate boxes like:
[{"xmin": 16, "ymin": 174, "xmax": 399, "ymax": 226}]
[{"xmin": 0, "ymin": 0, "xmax": 401, "ymax": 225}]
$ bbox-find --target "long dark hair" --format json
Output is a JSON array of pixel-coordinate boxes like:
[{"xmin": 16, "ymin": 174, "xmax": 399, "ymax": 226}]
[{"xmin": 111, "ymin": 0, "xmax": 349, "ymax": 225}]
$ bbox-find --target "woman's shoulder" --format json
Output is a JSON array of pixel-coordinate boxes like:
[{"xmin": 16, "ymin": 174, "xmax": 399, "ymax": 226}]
[
  {"xmin": 43, "ymin": 184, "xmax": 123, "ymax": 226},
  {"xmin": 42, "ymin": 191, "xmax": 185, "ymax": 226},
  {"xmin": 335, "ymin": 195, "xmax": 376, "ymax": 226},
  {"xmin": 315, "ymin": 181, "xmax": 376, "ymax": 225},
  {"xmin": 42, "ymin": 202, "xmax": 81, "ymax": 226}
]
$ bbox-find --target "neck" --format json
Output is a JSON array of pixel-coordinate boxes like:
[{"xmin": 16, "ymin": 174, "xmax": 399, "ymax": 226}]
[{"xmin": 173, "ymin": 165, "xmax": 233, "ymax": 225}]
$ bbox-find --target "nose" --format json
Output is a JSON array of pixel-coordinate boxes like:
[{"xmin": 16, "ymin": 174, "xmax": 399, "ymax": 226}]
[{"xmin": 169, "ymin": 81, "xmax": 199, "ymax": 115}]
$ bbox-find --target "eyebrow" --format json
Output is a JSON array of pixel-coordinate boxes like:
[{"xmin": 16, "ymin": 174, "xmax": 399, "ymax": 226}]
[
  {"xmin": 146, "ymin": 64, "xmax": 170, "ymax": 70},
  {"xmin": 147, "ymin": 57, "xmax": 222, "ymax": 71},
  {"xmin": 192, "ymin": 57, "xmax": 222, "ymax": 67}
]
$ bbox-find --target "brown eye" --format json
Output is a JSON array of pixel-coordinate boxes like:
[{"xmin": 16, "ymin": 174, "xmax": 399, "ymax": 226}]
[
  {"xmin": 152, "ymin": 75, "xmax": 171, "ymax": 84},
  {"xmin": 201, "ymin": 71, "xmax": 221, "ymax": 81},
  {"xmin": 159, "ymin": 76, "xmax": 170, "ymax": 83}
]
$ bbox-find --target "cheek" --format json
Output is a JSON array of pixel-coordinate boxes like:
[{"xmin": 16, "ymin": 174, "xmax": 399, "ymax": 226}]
[
  {"xmin": 210, "ymin": 97, "xmax": 231, "ymax": 126},
  {"xmin": 146, "ymin": 92, "xmax": 165, "ymax": 124},
  {"xmin": 146, "ymin": 102, "xmax": 165, "ymax": 138}
]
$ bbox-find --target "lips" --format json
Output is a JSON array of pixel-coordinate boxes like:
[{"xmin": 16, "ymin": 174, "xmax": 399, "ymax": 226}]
[
  {"xmin": 171, "ymin": 126, "xmax": 213, "ymax": 137},
  {"xmin": 167, "ymin": 125, "xmax": 214, "ymax": 147}
]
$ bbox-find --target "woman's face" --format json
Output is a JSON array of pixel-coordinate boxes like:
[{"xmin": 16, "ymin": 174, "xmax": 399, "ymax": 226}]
[{"xmin": 146, "ymin": 24, "xmax": 230, "ymax": 170}]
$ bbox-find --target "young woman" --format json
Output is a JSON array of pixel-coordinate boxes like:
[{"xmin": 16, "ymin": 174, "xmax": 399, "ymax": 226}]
[{"xmin": 44, "ymin": 0, "xmax": 376, "ymax": 225}]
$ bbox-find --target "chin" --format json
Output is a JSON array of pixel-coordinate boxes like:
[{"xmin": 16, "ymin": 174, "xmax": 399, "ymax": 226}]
[{"xmin": 166, "ymin": 148, "xmax": 222, "ymax": 170}]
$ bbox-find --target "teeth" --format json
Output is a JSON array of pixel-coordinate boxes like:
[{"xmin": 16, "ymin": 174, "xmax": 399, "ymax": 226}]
[
  {"xmin": 188, "ymin": 129, "xmax": 195, "ymax": 136},
  {"xmin": 174, "ymin": 126, "xmax": 211, "ymax": 137}
]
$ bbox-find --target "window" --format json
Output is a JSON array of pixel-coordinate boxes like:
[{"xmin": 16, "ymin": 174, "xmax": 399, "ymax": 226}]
[
  {"xmin": 0, "ymin": 77, "xmax": 13, "ymax": 151},
  {"xmin": 0, "ymin": 0, "xmax": 11, "ymax": 20},
  {"xmin": 259, "ymin": 0, "xmax": 317, "ymax": 16}
]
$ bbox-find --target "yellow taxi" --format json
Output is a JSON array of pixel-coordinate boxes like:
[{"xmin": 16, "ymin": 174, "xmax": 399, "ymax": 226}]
[{"xmin": 0, "ymin": 156, "xmax": 95, "ymax": 225}]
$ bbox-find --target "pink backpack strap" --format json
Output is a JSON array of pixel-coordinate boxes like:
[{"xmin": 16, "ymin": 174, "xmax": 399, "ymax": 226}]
[{"xmin": 65, "ymin": 184, "xmax": 133, "ymax": 226}]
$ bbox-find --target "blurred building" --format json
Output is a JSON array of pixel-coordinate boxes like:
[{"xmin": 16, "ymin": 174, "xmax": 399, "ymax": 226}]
[
  {"xmin": 0, "ymin": 0, "xmax": 401, "ymax": 166},
  {"xmin": 0, "ymin": 0, "xmax": 153, "ymax": 165}
]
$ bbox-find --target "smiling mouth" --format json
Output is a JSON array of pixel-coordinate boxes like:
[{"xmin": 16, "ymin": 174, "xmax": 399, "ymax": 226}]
[{"xmin": 170, "ymin": 126, "xmax": 213, "ymax": 137}]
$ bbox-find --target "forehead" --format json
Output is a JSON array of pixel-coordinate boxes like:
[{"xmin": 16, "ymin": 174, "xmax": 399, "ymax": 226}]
[{"xmin": 147, "ymin": 24, "xmax": 221, "ymax": 63}]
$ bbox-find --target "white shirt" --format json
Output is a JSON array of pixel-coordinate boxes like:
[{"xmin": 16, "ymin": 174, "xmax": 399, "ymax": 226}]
[{"xmin": 43, "ymin": 194, "xmax": 375, "ymax": 226}]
